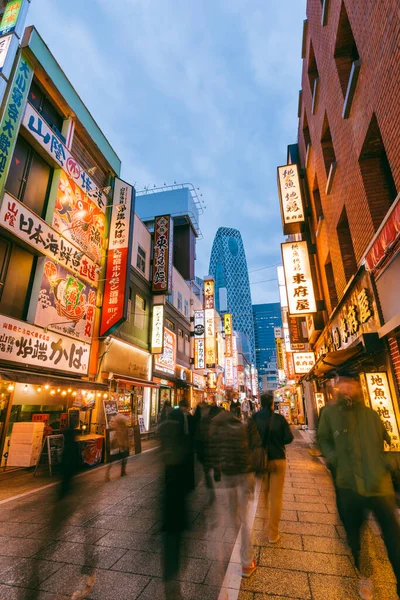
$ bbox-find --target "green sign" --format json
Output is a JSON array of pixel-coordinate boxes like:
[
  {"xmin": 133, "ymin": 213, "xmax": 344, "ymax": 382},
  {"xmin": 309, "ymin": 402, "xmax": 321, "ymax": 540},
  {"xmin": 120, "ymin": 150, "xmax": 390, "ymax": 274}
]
[
  {"xmin": 0, "ymin": 0, "xmax": 23, "ymax": 36},
  {"xmin": 0, "ymin": 51, "xmax": 33, "ymax": 198}
]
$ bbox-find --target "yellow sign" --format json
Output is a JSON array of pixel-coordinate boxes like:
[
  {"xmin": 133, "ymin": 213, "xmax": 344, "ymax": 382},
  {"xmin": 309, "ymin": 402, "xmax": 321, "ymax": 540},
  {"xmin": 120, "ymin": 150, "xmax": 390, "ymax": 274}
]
[
  {"xmin": 365, "ymin": 372, "xmax": 400, "ymax": 451},
  {"xmin": 359, "ymin": 372, "xmax": 370, "ymax": 407},
  {"xmin": 205, "ymin": 309, "xmax": 216, "ymax": 368},
  {"xmin": 282, "ymin": 241, "xmax": 317, "ymax": 315},
  {"xmin": 151, "ymin": 305, "xmax": 164, "ymax": 354},
  {"xmin": 293, "ymin": 351, "xmax": 315, "ymax": 374},
  {"xmin": 224, "ymin": 313, "xmax": 232, "ymax": 335},
  {"xmin": 0, "ymin": 0, "xmax": 22, "ymax": 35},
  {"xmin": 204, "ymin": 278, "xmax": 215, "ymax": 310},
  {"xmin": 275, "ymin": 338, "xmax": 284, "ymax": 370},
  {"xmin": 315, "ymin": 392, "xmax": 325, "ymax": 415}
]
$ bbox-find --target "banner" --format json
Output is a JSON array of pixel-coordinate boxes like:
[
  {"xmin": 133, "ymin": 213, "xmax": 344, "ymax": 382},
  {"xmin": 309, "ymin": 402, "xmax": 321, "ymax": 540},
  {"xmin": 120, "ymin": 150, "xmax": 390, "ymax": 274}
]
[
  {"xmin": 151, "ymin": 305, "xmax": 164, "ymax": 354},
  {"xmin": 35, "ymin": 260, "xmax": 96, "ymax": 344},
  {"xmin": 22, "ymin": 103, "xmax": 106, "ymax": 213},
  {"xmin": 0, "ymin": 193, "xmax": 98, "ymax": 287},
  {"xmin": 0, "ymin": 314, "xmax": 89, "ymax": 374},
  {"xmin": 152, "ymin": 215, "xmax": 173, "ymax": 294},
  {"xmin": 100, "ymin": 178, "xmax": 135, "ymax": 337}
]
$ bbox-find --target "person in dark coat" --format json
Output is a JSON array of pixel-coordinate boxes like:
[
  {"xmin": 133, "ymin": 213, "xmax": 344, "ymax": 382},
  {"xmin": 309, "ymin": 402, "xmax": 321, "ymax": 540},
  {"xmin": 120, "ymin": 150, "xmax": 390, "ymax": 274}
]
[
  {"xmin": 252, "ymin": 392, "xmax": 293, "ymax": 543},
  {"xmin": 194, "ymin": 400, "xmax": 221, "ymax": 504}
]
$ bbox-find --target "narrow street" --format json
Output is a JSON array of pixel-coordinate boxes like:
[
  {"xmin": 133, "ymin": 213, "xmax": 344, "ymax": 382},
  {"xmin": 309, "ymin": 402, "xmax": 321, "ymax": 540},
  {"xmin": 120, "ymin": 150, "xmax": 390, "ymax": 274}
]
[{"xmin": 0, "ymin": 432, "xmax": 397, "ymax": 600}]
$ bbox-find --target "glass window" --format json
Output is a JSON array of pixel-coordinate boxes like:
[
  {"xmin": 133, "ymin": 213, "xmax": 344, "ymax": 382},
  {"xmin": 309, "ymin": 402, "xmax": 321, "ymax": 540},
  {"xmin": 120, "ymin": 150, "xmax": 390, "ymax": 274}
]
[
  {"xmin": 178, "ymin": 328, "xmax": 184, "ymax": 353},
  {"xmin": 165, "ymin": 318, "xmax": 175, "ymax": 331},
  {"xmin": 136, "ymin": 245, "xmax": 146, "ymax": 274},
  {"xmin": 0, "ymin": 241, "xmax": 35, "ymax": 319},
  {"xmin": 134, "ymin": 295, "xmax": 146, "ymax": 330},
  {"xmin": 184, "ymin": 332, "xmax": 190, "ymax": 356},
  {"xmin": 184, "ymin": 299, "xmax": 189, "ymax": 318},
  {"xmin": 28, "ymin": 80, "xmax": 64, "ymax": 133},
  {"xmin": 177, "ymin": 292, "xmax": 183, "ymax": 311}
]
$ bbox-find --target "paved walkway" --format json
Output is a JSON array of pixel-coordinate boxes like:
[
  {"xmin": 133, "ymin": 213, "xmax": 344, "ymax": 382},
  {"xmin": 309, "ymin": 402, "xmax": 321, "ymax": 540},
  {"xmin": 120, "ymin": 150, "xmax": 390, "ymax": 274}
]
[{"xmin": 0, "ymin": 432, "xmax": 397, "ymax": 599}]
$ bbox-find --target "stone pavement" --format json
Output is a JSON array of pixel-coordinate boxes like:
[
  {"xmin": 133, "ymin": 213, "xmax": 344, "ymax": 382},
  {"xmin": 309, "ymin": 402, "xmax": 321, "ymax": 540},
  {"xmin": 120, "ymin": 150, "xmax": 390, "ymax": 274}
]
[{"xmin": 0, "ymin": 432, "xmax": 398, "ymax": 599}]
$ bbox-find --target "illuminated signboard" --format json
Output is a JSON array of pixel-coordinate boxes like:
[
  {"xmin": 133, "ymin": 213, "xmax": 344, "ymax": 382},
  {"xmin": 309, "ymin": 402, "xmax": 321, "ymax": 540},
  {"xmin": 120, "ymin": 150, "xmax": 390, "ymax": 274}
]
[
  {"xmin": 0, "ymin": 0, "xmax": 22, "ymax": 35},
  {"xmin": 365, "ymin": 372, "xmax": 400, "ymax": 451},
  {"xmin": 100, "ymin": 178, "xmax": 135, "ymax": 337},
  {"xmin": 151, "ymin": 305, "xmax": 164, "ymax": 354},
  {"xmin": 315, "ymin": 393, "xmax": 325, "ymax": 415},
  {"xmin": 152, "ymin": 215, "xmax": 173, "ymax": 294},
  {"xmin": 224, "ymin": 313, "xmax": 232, "ymax": 335},
  {"xmin": 0, "ymin": 34, "xmax": 12, "ymax": 71},
  {"xmin": 194, "ymin": 310, "xmax": 205, "ymax": 338},
  {"xmin": 251, "ymin": 365, "xmax": 258, "ymax": 397},
  {"xmin": 277, "ymin": 164, "xmax": 305, "ymax": 235},
  {"xmin": 225, "ymin": 357, "xmax": 234, "ymax": 387},
  {"xmin": 293, "ymin": 351, "xmax": 315, "ymax": 374},
  {"xmin": 207, "ymin": 372, "xmax": 217, "ymax": 389},
  {"xmin": 276, "ymin": 337, "xmax": 284, "ymax": 370},
  {"xmin": 205, "ymin": 308, "xmax": 216, "ymax": 369},
  {"xmin": 224, "ymin": 313, "xmax": 233, "ymax": 358},
  {"xmin": 282, "ymin": 241, "xmax": 317, "ymax": 316},
  {"xmin": 154, "ymin": 329, "xmax": 176, "ymax": 376},
  {"xmin": 193, "ymin": 373, "xmax": 206, "ymax": 389},
  {"xmin": 204, "ymin": 278, "xmax": 215, "ymax": 309},
  {"xmin": 194, "ymin": 338, "xmax": 205, "ymax": 370},
  {"xmin": 233, "ymin": 332, "xmax": 239, "ymax": 391}
]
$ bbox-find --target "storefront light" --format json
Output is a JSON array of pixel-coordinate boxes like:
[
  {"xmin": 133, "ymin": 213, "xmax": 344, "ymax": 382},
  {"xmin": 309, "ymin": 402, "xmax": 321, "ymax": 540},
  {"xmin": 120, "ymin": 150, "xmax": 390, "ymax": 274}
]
[
  {"xmin": 50, "ymin": 389, "xmax": 55, "ymax": 396},
  {"xmin": 23, "ymin": 384, "xmax": 28, "ymax": 393},
  {"xmin": 61, "ymin": 391, "xmax": 67, "ymax": 396},
  {"xmin": 44, "ymin": 384, "xmax": 49, "ymax": 390},
  {"xmin": 7, "ymin": 383, "xmax": 14, "ymax": 392},
  {"xmin": 37, "ymin": 386, "xmax": 42, "ymax": 393},
  {"xmin": 72, "ymin": 391, "xmax": 77, "ymax": 396},
  {"xmin": 57, "ymin": 388, "xmax": 61, "ymax": 393},
  {"xmin": 67, "ymin": 388, "xmax": 72, "ymax": 393},
  {"xmin": 103, "ymin": 393, "xmax": 108, "ymax": 398},
  {"xmin": 97, "ymin": 392, "xmax": 101, "ymax": 397}
]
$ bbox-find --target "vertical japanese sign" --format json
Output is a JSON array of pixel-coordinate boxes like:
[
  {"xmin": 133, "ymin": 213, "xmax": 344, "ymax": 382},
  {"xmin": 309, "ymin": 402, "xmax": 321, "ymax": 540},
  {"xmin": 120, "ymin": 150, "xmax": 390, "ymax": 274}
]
[
  {"xmin": 154, "ymin": 328, "xmax": 176, "ymax": 376},
  {"xmin": 232, "ymin": 332, "xmax": 239, "ymax": 391},
  {"xmin": 0, "ymin": 52, "xmax": 33, "ymax": 198},
  {"xmin": 204, "ymin": 277, "xmax": 215, "ymax": 309},
  {"xmin": 152, "ymin": 215, "xmax": 173, "ymax": 294},
  {"xmin": 282, "ymin": 241, "xmax": 317, "ymax": 315},
  {"xmin": 194, "ymin": 338, "xmax": 205, "ymax": 370},
  {"xmin": 251, "ymin": 365, "xmax": 258, "ymax": 397},
  {"xmin": 315, "ymin": 392, "xmax": 325, "ymax": 415},
  {"xmin": 0, "ymin": 0, "xmax": 22, "ymax": 36},
  {"xmin": 151, "ymin": 304, "xmax": 164, "ymax": 354},
  {"xmin": 0, "ymin": 34, "xmax": 12, "ymax": 71},
  {"xmin": 365, "ymin": 372, "xmax": 400, "ymax": 451},
  {"xmin": 224, "ymin": 313, "xmax": 233, "ymax": 358},
  {"xmin": 275, "ymin": 337, "xmax": 284, "ymax": 370},
  {"xmin": 277, "ymin": 164, "xmax": 305, "ymax": 234},
  {"xmin": 194, "ymin": 311, "xmax": 205, "ymax": 338},
  {"xmin": 205, "ymin": 309, "xmax": 216, "ymax": 369},
  {"xmin": 225, "ymin": 356, "xmax": 234, "ymax": 387},
  {"xmin": 100, "ymin": 178, "xmax": 135, "ymax": 337}
]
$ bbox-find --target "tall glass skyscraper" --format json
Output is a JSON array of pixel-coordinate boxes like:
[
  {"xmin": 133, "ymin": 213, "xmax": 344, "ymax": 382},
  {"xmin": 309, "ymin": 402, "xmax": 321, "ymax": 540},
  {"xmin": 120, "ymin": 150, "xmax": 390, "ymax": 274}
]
[
  {"xmin": 252, "ymin": 303, "xmax": 282, "ymax": 391},
  {"xmin": 209, "ymin": 227, "xmax": 255, "ymax": 365}
]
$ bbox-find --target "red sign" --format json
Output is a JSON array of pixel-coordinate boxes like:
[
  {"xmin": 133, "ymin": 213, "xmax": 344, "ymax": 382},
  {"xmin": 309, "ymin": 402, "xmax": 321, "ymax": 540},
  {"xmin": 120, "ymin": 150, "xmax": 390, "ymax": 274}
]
[
  {"xmin": 365, "ymin": 197, "xmax": 400, "ymax": 272},
  {"xmin": 152, "ymin": 215, "xmax": 173, "ymax": 294},
  {"xmin": 100, "ymin": 178, "xmax": 135, "ymax": 337}
]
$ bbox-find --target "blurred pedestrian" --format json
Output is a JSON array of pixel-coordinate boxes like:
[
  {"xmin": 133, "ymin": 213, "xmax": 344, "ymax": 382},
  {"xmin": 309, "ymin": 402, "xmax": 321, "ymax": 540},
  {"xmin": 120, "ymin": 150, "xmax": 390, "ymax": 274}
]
[
  {"xmin": 159, "ymin": 400, "xmax": 173, "ymax": 423},
  {"xmin": 209, "ymin": 405, "xmax": 261, "ymax": 578},
  {"xmin": 252, "ymin": 392, "xmax": 293, "ymax": 543},
  {"xmin": 194, "ymin": 400, "xmax": 221, "ymax": 505},
  {"xmin": 241, "ymin": 398, "xmax": 250, "ymax": 422},
  {"xmin": 105, "ymin": 412, "xmax": 129, "ymax": 481},
  {"xmin": 318, "ymin": 375, "xmax": 400, "ymax": 600},
  {"xmin": 230, "ymin": 397, "xmax": 241, "ymax": 418},
  {"xmin": 158, "ymin": 399, "xmax": 195, "ymax": 599}
]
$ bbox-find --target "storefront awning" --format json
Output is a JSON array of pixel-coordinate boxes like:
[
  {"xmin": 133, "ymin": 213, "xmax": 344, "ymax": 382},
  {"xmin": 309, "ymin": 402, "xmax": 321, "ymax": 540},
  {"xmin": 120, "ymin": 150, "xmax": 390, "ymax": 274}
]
[
  {"xmin": 106, "ymin": 372, "xmax": 160, "ymax": 389},
  {"xmin": 0, "ymin": 367, "xmax": 108, "ymax": 390}
]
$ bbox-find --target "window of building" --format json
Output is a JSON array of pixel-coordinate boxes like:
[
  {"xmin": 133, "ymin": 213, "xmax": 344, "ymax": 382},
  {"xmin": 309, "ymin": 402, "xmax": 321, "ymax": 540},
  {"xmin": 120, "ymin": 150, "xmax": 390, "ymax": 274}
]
[
  {"xmin": 167, "ymin": 292, "xmax": 174, "ymax": 305},
  {"xmin": 71, "ymin": 132, "xmax": 108, "ymax": 189},
  {"xmin": 136, "ymin": 245, "xmax": 146, "ymax": 274},
  {"xmin": 321, "ymin": 114, "xmax": 337, "ymax": 193},
  {"xmin": 337, "ymin": 206, "xmax": 357, "ymax": 282},
  {"xmin": 28, "ymin": 80, "xmax": 64, "ymax": 135},
  {"xmin": 165, "ymin": 318, "xmax": 175, "ymax": 331},
  {"xmin": 0, "ymin": 239, "xmax": 35, "ymax": 319},
  {"xmin": 303, "ymin": 111, "xmax": 311, "ymax": 164},
  {"xmin": 177, "ymin": 292, "xmax": 183, "ymax": 311},
  {"xmin": 134, "ymin": 295, "xmax": 146, "ymax": 330},
  {"xmin": 184, "ymin": 299, "xmax": 189, "ymax": 318},
  {"xmin": 324, "ymin": 255, "xmax": 338, "ymax": 313},
  {"xmin": 6, "ymin": 137, "xmax": 52, "ymax": 217},
  {"xmin": 184, "ymin": 332, "xmax": 190, "ymax": 356},
  {"xmin": 334, "ymin": 1, "xmax": 360, "ymax": 111},
  {"xmin": 312, "ymin": 175, "xmax": 324, "ymax": 222},
  {"xmin": 307, "ymin": 40, "xmax": 320, "ymax": 114},
  {"xmin": 177, "ymin": 328, "xmax": 184, "ymax": 353},
  {"xmin": 359, "ymin": 114, "xmax": 397, "ymax": 232}
]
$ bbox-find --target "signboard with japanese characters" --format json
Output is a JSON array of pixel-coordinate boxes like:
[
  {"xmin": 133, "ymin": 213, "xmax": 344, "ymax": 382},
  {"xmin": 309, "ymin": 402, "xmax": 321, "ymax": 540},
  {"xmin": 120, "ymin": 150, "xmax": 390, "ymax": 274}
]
[
  {"xmin": 225, "ymin": 356, "xmax": 234, "ymax": 387},
  {"xmin": 22, "ymin": 103, "xmax": 107, "ymax": 213},
  {"xmin": 315, "ymin": 269, "xmax": 380, "ymax": 359},
  {"xmin": 0, "ymin": 53, "xmax": 33, "ymax": 198},
  {"xmin": 194, "ymin": 310, "xmax": 205, "ymax": 338},
  {"xmin": 0, "ymin": 0, "xmax": 22, "ymax": 35},
  {"xmin": 0, "ymin": 34, "xmax": 12, "ymax": 71},
  {"xmin": 53, "ymin": 171, "xmax": 106, "ymax": 266},
  {"xmin": 154, "ymin": 328, "xmax": 176, "ymax": 376},
  {"xmin": 293, "ymin": 351, "xmax": 315, "ymax": 374},
  {"xmin": 224, "ymin": 313, "xmax": 232, "ymax": 335},
  {"xmin": 152, "ymin": 215, "xmax": 173, "ymax": 294},
  {"xmin": 282, "ymin": 241, "xmax": 317, "ymax": 316},
  {"xmin": 275, "ymin": 337, "xmax": 284, "ymax": 370},
  {"xmin": 288, "ymin": 316, "xmax": 307, "ymax": 349},
  {"xmin": 193, "ymin": 373, "xmax": 206, "ymax": 389},
  {"xmin": 151, "ymin": 305, "xmax": 164, "ymax": 354},
  {"xmin": 100, "ymin": 178, "xmax": 135, "ymax": 337},
  {"xmin": 224, "ymin": 313, "xmax": 232, "ymax": 358},
  {"xmin": 35, "ymin": 260, "xmax": 96, "ymax": 344},
  {"xmin": 365, "ymin": 372, "xmax": 400, "ymax": 451},
  {"xmin": 277, "ymin": 164, "xmax": 305, "ymax": 235},
  {"xmin": 194, "ymin": 338, "xmax": 205, "ymax": 370},
  {"xmin": 205, "ymin": 308, "xmax": 216, "ymax": 369},
  {"xmin": 0, "ymin": 193, "xmax": 99, "ymax": 287},
  {"xmin": 251, "ymin": 365, "xmax": 258, "ymax": 397},
  {"xmin": 204, "ymin": 278, "xmax": 215, "ymax": 310},
  {"xmin": 315, "ymin": 392, "xmax": 325, "ymax": 415},
  {"xmin": 0, "ymin": 314, "xmax": 89, "ymax": 374}
]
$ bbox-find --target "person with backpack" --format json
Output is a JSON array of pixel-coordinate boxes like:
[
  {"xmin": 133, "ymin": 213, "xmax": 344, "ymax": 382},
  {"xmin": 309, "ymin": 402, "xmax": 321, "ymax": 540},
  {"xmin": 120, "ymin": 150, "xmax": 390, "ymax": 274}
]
[
  {"xmin": 252, "ymin": 392, "xmax": 294, "ymax": 543},
  {"xmin": 209, "ymin": 403, "xmax": 262, "ymax": 578}
]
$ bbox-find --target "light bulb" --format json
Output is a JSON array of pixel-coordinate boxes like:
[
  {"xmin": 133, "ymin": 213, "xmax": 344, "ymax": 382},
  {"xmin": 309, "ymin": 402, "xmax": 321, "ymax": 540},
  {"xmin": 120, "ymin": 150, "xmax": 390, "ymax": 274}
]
[
  {"xmin": 50, "ymin": 389, "xmax": 55, "ymax": 396},
  {"xmin": 44, "ymin": 384, "xmax": 49, "ymax": 390},
  {"xmin": 68, "ymin": 388, "xmax": 72, "ymax": 393},
  {"xmin": 72, "ymin": 391, "xmax": 77, "ymax": 396},
  {"xmin": 103, "ymin": 393, "xmax": 108, "ymax": 398},
  {"xmin": 7, "ymin": 384, "xmax": 14, "ymax": 392},
  {"xmin": 82, "ymin": 424, "xmax": 87, "ymax": 431},
  {"xmin": 23, "ymin": 384, "xmax": 28, "ymax": 393},
  {"xmin": 61, "ymin": 391, "xmax": 67, "ymax": 396},
  {"xmin": 57, "ymin": 388, "xmax": 61, "ymax": 393},
  {"xmin": 97, "ymin": 392, "xmax": 101, "ymax": 397},
  {"xmin": 37, "ymin": 387, "xmax": 42, "ymax": 393}
]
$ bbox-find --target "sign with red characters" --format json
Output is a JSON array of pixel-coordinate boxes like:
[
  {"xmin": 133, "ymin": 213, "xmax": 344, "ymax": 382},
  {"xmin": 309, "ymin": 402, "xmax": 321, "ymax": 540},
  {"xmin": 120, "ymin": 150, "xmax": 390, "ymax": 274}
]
[
  {"xmin": 152, "ymin": 215, "xmax": 174, "ymax": 294},
  {"xmin": 100, "ymin": 178, "xmax": 135, "ymax": 337}
]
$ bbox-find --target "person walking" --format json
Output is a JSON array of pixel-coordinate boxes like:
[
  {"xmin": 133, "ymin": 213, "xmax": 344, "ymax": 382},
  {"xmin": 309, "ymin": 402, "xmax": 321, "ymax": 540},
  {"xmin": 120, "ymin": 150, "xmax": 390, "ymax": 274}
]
[
  {"xmin": 194, "ymin": 400, "xmax": 221, "ymax": 505},
  {"xmin": 105, "ymin": 412, "xmax": 129, "ymax": 481},
  {"xmin": 209, "ymin": 403, "xmax": 261, "ymax": 578},
  {"xmin": 318, "ymin": 375, "xmax": 400, "ymax": 600},
  {"xmin": 241, "ymin": 398, "xmax": 250, "ymax": 422},
  {"xmin": 252, "ymin": 391, "xmax": 293, "ymax": 543}
]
